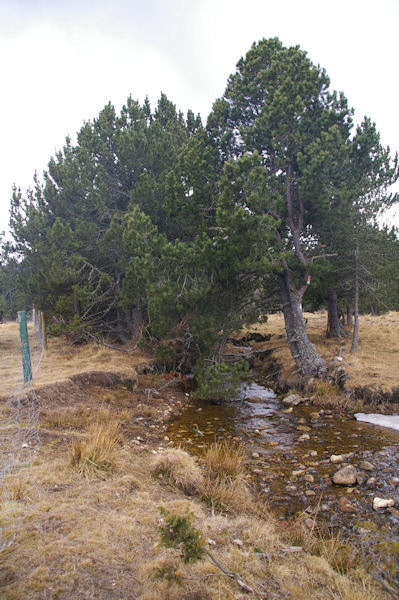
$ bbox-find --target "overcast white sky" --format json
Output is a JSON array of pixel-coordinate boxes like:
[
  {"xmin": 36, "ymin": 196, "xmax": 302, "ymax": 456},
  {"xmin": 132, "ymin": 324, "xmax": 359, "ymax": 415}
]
[{"xmin": 1, "ymin": 0, "xmax": 398, "ymax": 236}]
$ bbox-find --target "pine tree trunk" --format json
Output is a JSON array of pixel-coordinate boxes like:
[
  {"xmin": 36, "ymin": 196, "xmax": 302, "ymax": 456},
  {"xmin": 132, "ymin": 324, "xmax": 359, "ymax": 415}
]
[
  {"xmin": 116, "ymin": 301, "xmax": 143, "ymax": 344},
  {"xmin": 278, "ymin": 271, "xmax": 325, "ymax": 376},
  {"xmin": 326, "ymin": 289, "xmax": 346, "ymax": 337},
  {"xmin": 350, "ymin": 243, "xmax": 360, "ymax": 353},
  {"xmin": 129, "ymin": 298, "xmax": 143, "ymax": 339},
  {"xmin": 346, "ymin": 304, "xmax": 353, "ymax": 327}
]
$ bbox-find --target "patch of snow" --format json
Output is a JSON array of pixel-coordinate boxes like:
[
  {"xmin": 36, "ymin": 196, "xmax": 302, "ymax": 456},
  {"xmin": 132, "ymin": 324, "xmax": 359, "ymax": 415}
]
[{"xmin": 355, "ymin": 413, "xmax": 399, "ymax": 432}]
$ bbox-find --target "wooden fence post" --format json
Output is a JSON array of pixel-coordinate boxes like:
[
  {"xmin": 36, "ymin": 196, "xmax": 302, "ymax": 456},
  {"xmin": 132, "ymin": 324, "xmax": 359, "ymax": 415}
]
[{"xmin": 40, "ymin": 311, "xmax": 48, "ymax": 351}]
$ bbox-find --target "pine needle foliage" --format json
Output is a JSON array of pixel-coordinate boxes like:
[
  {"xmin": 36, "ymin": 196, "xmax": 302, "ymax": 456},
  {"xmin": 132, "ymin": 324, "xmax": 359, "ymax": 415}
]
[{"xmin": 158, "ymin": 508, "xmax": 205, "ymax": 563}]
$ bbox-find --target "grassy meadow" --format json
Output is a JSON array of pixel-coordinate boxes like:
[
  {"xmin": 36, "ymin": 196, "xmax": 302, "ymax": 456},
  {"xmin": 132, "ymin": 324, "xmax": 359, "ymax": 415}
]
[{"xmin": 0, "ymin": 313, "xmax": 398, "ymax": 599}]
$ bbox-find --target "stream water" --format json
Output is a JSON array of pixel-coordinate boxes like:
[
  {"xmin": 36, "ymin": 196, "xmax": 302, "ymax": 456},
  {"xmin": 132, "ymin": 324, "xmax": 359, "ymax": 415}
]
[{"xmin": 167, "ymin": 383, "xmax": 399, "ymax": 531}]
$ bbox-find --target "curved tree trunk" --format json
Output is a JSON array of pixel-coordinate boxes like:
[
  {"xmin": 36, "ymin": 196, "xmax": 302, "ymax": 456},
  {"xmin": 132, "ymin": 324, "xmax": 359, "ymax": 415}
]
[
  {"xmin": 326, "ymin": 289, "xmax": 346, "ymax": 337},
  {"xmin": 279, "ymin": 271, "xmax": 325, "ymax": 376}
]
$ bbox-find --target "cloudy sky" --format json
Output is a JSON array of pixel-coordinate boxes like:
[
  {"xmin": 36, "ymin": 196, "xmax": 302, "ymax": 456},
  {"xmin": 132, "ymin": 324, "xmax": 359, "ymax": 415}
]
[{"xmin": 1, "ymin": 0, "xmax": 398, "ymax": 236}]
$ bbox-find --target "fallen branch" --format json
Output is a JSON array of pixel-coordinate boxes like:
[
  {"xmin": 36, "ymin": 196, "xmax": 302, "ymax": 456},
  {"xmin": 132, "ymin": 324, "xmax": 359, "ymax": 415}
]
[
  {"xmin": 372, "ymin": 575, "xmax": 398, "ymax": 600},
  {"xmin": 87, "ymin": 331, "xmax": 140, "ymax": 353},
  {"xmin": 254, "ymin": 546, "xmax": 303, "ymax": 560},
  {"xmin": 206, "ymin": 550, "xmax": 255, "ymax": 594},
  {"xmin": 156, "ymin": 378, "xmax": 180, "ymax": 392}
]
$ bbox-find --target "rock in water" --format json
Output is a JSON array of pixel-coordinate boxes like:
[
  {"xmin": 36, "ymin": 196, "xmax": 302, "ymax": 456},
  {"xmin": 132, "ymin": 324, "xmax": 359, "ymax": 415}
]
[
  {"xmin": 297, "ymin": 425, "xmax": 311, "ymax": 432},
  {"xmin": 359, "ymin": 460, "xmax": 375, "ymax": 472},
  {"xmin": 332, "ymin": 465, "xmax": 358, "ymax": 486},
  {"xmin": 338, "ymin": 497, "xmax": 357, "ymax": 513},
  {"xmin": 366, "ymin": 477, "xmax": 377, "ymax": 488},
  {"xmin": 330, "ymin": 454, "xmax": 344, "ymax": 464},
  {"xmin": 282, "ymin": 394, "xmax": 303, "ymax": 406},
  {"xmin": 373, "ymin": 497, "xmax": 395, "ymax": 510}
]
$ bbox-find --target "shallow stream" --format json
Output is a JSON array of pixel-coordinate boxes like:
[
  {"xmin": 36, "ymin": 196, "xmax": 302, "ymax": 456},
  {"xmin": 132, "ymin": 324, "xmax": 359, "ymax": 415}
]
[{"xmin": 167, "ymin": 383, "xmax": 399, "ymax": 530}]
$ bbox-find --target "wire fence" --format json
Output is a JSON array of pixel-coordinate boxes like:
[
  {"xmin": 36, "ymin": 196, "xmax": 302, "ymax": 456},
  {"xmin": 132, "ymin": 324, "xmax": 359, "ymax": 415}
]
[{"xmin": 0, "ymin": 310, "xmax": 44, "ymax": 551}]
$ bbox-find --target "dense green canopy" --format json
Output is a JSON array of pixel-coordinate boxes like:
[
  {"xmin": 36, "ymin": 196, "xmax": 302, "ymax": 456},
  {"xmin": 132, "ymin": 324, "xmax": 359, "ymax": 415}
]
[{"xmin": 2, "ymin": 38, "xmax": 398, "ymax": 378}]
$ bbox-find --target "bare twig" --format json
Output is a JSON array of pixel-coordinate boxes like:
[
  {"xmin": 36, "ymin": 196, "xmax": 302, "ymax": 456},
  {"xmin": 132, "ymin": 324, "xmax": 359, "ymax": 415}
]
[
  {"xmin": 86, "ymin": 331, "xmax": 141, "ymax": 353},
  {"xmin": 206, "ymin": 550, "xmax": 256, "ymax": 594},
  {"xmin": 156, "ymin": 378, "xmax": 180, "ymax": 392}
]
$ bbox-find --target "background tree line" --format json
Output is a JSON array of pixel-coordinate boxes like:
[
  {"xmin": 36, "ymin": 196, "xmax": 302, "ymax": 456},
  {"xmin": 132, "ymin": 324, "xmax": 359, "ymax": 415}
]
[{"xmin": 1, "ymin": 38, "xmax": 398, "ymax": 379}]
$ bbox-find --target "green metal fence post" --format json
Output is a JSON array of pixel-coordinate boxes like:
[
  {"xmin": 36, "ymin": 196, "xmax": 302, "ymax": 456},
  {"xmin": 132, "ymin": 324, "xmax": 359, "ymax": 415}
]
[{"xmin": 18, "ymin": 310, "xmax": 32, "ymax": 383}]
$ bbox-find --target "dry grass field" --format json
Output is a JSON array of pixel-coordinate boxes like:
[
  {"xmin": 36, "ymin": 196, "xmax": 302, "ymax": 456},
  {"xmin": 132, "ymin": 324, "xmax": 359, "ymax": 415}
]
[
  {"xmin": 0, "ymin": 387, "xmax": 390, "ymax": 600},
  {"xmin": 0, "ymin": 321, "xmax": 150, "ymax": 399},
  {"xmin": 0, "ymin": 315, "xmax": 397, "ymax": 599}
]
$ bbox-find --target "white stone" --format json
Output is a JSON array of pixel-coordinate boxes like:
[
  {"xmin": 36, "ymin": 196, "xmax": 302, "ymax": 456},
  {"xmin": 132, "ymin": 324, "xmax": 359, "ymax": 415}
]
[
  {"xmin": 373, "ymin": 497, "xmax": 395, "ymax": 510},
  {"xmin": 282, "ymin": 394, "xmax": 303, "ymax": 406},
  {"xmin": 332, "ymin": 465, "xmax": 357, "ymax": 486},
  {"xmin": 330, "ymin": 454, "xmax": 344, "ymax": 464}
]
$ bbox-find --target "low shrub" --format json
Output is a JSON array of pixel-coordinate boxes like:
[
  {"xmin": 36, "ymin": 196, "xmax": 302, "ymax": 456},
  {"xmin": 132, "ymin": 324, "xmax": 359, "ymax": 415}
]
[
  {"xmin": 193, "ymin": 360, "xmax": 249, "ymax": 402},
  {"xmin": 158, "ymin": 508, "xmax": 205, "ymax": 563}
]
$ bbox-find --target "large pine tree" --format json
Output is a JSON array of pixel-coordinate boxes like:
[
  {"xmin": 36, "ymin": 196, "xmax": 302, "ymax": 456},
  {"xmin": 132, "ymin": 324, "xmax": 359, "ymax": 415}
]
[{"xmin": 207, "ymin": 38, "xmax": 397, "ymax": 375}]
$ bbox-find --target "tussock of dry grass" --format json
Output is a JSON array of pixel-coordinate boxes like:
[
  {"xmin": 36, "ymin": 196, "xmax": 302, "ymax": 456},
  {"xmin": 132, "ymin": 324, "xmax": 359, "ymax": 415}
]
[
  {"xmin": 310, "ymin": 380, "xmax": 348, "ymax": 408},
  {"xmin": 199, "ymin": 472, "xmax": 252, "ymax": 513},
  {"xmin": 272, "ymin": 555, "xmax": 379, "ymax": 600},
  {"xmin": 195, "ymin": 441, "xmax": 252, "ymax": 513},
  {"xmin": 151, "ymin": 448, "xmax": 202, "ymax": 494},
  {"xmin": 202, "ymin": 440, "xmax": 246, "ymax": 479},
  {"xmin": 69, "ymin": 417, "xmax": 121, "ymax": 477},
  {"xmin": 152, "ymin": 444, "xmax": 253, "ymax": 514}
]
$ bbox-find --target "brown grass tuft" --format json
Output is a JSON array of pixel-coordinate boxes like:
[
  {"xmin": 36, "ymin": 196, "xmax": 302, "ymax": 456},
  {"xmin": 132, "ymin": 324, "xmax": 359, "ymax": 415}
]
[
  {"xmin": 202, "ymin": 440, "xmax": 246, "ymax": 479},
  {"xmin": 197, "ymin": 441, "xmax": 252, "ymax": 513},
  {"xmin": 69, "ymin": 418, "xmax": 121, "ymax": 477},
  {"xmin": 151, "ymin": 449, "xmax": 202, "ymax": 494},
  {"xmin": 310, "ymin": 380, "xmax": 348, "ymax": 409},
  {"xmin": 199, "ymin": 472, "xmax": 252, "ymax": 513}
]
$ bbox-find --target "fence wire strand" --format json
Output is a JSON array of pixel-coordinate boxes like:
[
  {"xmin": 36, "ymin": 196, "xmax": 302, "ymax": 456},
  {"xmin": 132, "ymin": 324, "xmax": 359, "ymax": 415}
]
[{"xmin": 0, "ymin": 312, "xmax": 43, "ymax": 551}]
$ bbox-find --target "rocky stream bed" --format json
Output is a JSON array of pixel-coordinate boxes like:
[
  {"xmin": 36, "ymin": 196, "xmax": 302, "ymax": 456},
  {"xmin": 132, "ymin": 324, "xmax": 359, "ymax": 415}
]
[{"xmin": 167, "ymin": 382, "xmax": 399, "ymax": 536}]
